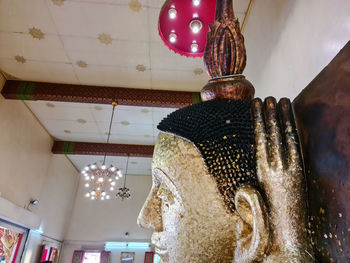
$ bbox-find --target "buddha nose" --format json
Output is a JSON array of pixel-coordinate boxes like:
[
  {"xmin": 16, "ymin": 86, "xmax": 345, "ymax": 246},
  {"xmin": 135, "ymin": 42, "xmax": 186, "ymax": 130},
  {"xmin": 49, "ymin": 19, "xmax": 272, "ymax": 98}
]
[{"xmin": 137, "ymin": 187, "xmax": 163, "ymax": 232}]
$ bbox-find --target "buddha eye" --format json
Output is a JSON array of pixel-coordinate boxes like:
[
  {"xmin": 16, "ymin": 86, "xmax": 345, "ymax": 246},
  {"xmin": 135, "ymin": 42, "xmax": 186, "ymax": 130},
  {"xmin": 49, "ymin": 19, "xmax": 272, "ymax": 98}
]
[{"xmin": 157, "ymin": 182, "xmax": 175, "ymax": 206}]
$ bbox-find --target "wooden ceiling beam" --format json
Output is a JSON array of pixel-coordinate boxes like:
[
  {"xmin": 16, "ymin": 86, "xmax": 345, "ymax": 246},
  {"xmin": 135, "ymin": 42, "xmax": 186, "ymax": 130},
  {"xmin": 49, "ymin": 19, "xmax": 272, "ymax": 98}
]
[
  {"xmin": 1, "ymin": 80, "xmax": 201, "ymax": 108},
  {"xmin": 52, "ymin": 141, "xmax": 154, "ymax": 158}
]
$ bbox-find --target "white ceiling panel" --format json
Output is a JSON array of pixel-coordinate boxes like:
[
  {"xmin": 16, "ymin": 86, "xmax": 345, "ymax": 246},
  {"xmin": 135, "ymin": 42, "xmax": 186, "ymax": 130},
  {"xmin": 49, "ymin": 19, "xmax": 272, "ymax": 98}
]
[
  {"xmin": 41, "ymin": 119, "xmax": 101, "ymax": 134},
  {"xmin": 25, "ymin": 100, "xmax": 175, "ymax": 146},
  {"xmin": 151, "ymin": 68, "xmax": 208, "ymax": 91},
  {"xmin": 109, "ymin": 134, "xmax": 155, "ymax": 145},
  {"xmin": 150, "ymin": 42, "xmax": 205, "ymax": 71},
  {"xmin": 27, "ymin": 101, "xmax": 95, "ymax": 121},
  {"xmin": 152, "ymin": 107, "xmax": 175, "ymax": 124},
  {"xmin": 52, "ymin": 132, "xmax": 106, "ymax": 143},
  {"xmin": 73, "ymin": 64, "xmax": 152, "ymax": 88},
  {"xmin": 0, "ymin": 0, "xmax": 57, "ymax": 34},
  {"xmin": 91, "ymin": 105, "xmax": 148, "ymax": 124},
  {"xmin": 97, "ymin": 122, "xmax": 153, "ymax": 137},
  {"xmin": 148, "ymin": 7, "xmax": 162, "ymax": 43}
]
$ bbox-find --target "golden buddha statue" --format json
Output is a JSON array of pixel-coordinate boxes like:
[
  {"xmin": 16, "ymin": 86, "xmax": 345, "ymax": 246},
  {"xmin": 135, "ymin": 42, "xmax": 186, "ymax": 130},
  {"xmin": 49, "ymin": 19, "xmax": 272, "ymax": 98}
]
[{"xmin": 138, "ymin": 0, "xmax": 349, "ymax": 262}]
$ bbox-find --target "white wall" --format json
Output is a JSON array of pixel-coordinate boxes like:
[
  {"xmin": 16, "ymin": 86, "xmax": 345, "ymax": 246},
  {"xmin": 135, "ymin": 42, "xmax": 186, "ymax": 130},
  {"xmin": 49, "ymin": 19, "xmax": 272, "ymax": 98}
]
[
  {"xmin": 243, "ymin": 0, "xmax": 350, "ymax": 100},
  {"xmin": 0, "ymin": 74, "xmax": 79, "ymax": 262},
  {"xmin": 66, "ymin": 175, "xmax": 152, "ymax": 241},
  {"xmin": 35, "ymin": 155, "xmax": 79, "ymax": 240},
  {"xmin": 61, "ymin": 174, "xmax": 152, "ymax": 262}
]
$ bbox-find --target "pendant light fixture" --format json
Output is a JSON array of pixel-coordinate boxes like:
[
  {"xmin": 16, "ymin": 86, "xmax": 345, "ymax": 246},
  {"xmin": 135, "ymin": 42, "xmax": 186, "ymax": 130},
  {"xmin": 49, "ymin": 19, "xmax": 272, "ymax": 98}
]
[
  {"xmin": 81, "ymin": 102, "xmax": 123, "ymax": 201},
  {"xmin": 116, "ymin": 156, "xmax": 131, "ymax": 200}
]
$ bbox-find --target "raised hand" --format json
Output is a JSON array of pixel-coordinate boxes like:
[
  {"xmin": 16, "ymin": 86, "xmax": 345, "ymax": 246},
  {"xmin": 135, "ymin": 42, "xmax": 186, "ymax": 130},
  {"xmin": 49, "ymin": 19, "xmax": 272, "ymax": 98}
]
[{"xmin": 252, "ymin": 97, "xmax": 314, "ymax": 262}]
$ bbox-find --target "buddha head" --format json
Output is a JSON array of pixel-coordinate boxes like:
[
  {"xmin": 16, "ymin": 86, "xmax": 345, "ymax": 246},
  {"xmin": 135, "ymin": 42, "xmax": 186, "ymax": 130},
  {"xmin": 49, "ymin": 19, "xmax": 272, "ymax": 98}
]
[
  {"xmin": 137, "ymin": 98, "xmax": 314, "ymax": 263},
  {"xmin": 137, "ymin": 0, "xmax": 314, "ymax": 261}
]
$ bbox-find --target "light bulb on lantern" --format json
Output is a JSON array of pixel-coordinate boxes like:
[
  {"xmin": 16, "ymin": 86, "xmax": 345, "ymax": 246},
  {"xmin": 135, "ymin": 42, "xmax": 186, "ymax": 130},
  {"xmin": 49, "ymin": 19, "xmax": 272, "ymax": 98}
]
[
  {"xmin": 192, "ymin": 0, "xmax": 200, "ymax": 6},
  {"xmin": 190, "ymin": 19, "xmax": 202, "ymax": 34},
  {"xmin": 168, "ymin": 8, "xmax": 177, "ymax": 19},
  {"xmin": 191, "ymin": 43, "xmax": 199, "ymax": 53},
  {"xmin": 169, "ymin": 33, "xmax": 177, "ymax": 43}
]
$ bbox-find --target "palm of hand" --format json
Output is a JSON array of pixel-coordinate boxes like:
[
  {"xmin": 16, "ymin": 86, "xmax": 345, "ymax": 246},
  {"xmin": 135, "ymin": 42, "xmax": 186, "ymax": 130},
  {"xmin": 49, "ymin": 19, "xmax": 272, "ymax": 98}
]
[{"xmin": 252, "ymin": 97, "xmax": 313, "ymax": 262}]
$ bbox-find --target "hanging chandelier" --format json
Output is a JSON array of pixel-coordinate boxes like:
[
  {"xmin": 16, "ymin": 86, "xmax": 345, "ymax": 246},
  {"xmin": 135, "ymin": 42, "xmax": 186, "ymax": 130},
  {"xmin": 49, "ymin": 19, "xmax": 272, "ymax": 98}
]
[
  {"xmin": 116, "ymin": 156, "xmax": 131, "ymax": 200},
  {"xmin": 81, "ymin": 102, "xmax": 123, "ymax": 201}
]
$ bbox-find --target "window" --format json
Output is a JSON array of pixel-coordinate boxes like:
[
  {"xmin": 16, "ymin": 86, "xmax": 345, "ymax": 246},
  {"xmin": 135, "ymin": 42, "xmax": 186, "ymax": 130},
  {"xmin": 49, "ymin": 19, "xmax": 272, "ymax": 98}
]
[
  {"xmin": 83, "ymin": 252, "xmax": 100, "ymax": 263},
  {"xmin": 153, "ymin": 254, "xmax": 161, "ymax": 263},
  {"xmin": 72, "ymin": 250, "xmax": 110, "ymax": 263}
]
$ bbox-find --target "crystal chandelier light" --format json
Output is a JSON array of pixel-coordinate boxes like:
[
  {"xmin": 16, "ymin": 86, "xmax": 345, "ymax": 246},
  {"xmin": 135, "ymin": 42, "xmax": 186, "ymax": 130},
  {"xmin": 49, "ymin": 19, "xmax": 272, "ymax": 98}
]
[
  {"xmin": 116, "ymin": 157, "xmax": 131, "ymax": 200},
  {"xmin": 81, "ymin": 102, "xmax": 123, "ymax": 201}
]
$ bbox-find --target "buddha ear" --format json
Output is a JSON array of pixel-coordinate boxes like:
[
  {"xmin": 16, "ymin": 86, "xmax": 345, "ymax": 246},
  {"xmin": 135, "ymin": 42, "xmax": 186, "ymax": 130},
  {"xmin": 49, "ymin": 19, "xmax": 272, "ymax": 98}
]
[{"xmin": 234, "ymin": 185, "xmax": 270, "ymax": 263}]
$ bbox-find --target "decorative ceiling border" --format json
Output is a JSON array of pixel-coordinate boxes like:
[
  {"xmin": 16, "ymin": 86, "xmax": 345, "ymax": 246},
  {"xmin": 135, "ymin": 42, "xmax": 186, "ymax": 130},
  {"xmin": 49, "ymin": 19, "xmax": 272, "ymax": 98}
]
[
  {"xmin": 52, "ymin": 141, "xmax": 154, "ymax": 158},
  {"xmin": 1, "ymin": 80, "xmax": 201, "ymax": 108}
]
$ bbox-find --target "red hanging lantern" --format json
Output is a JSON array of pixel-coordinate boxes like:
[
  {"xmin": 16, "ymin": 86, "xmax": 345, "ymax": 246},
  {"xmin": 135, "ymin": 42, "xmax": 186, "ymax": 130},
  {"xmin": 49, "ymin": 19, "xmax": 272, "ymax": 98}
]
[{"xmin": 158, "ymin": 0, "xmax": 217, "ymax": 58}]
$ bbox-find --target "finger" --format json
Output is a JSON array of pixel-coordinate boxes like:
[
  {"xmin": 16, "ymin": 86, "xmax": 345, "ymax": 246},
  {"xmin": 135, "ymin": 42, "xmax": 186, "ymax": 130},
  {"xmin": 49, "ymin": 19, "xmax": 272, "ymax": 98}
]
[
  {"xmin": 278, "ymin": 98, "xmax": 302, "ymax": 172},
  {"xmin": 251, "ymin": 98, "xmax": 269, "ymax": 173},
  {"xmin": 264, "ymin": 97, "xmax": 284, "ymax": 170}
]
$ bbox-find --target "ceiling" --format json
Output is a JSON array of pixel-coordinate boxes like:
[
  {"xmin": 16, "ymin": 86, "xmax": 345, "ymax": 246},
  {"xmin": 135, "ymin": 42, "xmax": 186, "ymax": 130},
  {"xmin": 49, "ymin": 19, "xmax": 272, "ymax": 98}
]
[
  {"xmin": 26, "ymin": 101, "xmax": 175, "ymax": 145},
  {"xmin": 0, "ymin": 0, "xmax": 250, "ymax": 174},
  {"xmin": 26, "ymin": 100, "xmax": 175, "ymax": 175},
  {"xmin": 0, "ymin": 0, "xmax": 248, "ymax": 90}
]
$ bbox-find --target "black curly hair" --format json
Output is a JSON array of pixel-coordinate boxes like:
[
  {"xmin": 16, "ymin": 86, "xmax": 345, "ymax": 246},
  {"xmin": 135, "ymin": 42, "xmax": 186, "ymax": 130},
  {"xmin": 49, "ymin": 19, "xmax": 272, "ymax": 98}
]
[{"xmin": 158, "ymin": 99, "xmax": 257, "ymax": 212}]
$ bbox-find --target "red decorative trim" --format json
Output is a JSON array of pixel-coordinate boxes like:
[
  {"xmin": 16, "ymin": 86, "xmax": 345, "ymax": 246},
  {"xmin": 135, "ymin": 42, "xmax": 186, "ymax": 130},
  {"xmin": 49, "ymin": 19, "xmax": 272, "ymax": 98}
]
[
  {"xmin": 72, "ymin": 250, "xmax": 84, "ymax": 263},
  {"xmin": 144, "ymin": 252, "xmax": 154, "ymax": 263},
  {"xmin": 40, "ymin": 247, "xmax": 49, "ymax": 262},
  {"xmin": 12, "ymin": 233, "xmax": 23, "ymax": 263},
  {"xmin": 52, "ymin": 141, "xmax": 154, "ymax": 158},
  {"xmin": 1, "ymin": 80, "xmax": 199, "ymax": 108}
]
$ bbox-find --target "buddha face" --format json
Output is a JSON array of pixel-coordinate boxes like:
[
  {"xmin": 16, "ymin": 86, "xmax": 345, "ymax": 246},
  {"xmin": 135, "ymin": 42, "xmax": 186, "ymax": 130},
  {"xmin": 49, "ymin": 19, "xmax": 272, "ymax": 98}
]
[
  {"xmin": 138, "ymin": 132, "xmax": 238, "ymax": 262},
  {"xmin": 138, "ymin": 132, "xmax": 273, "ymax": 263}
]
